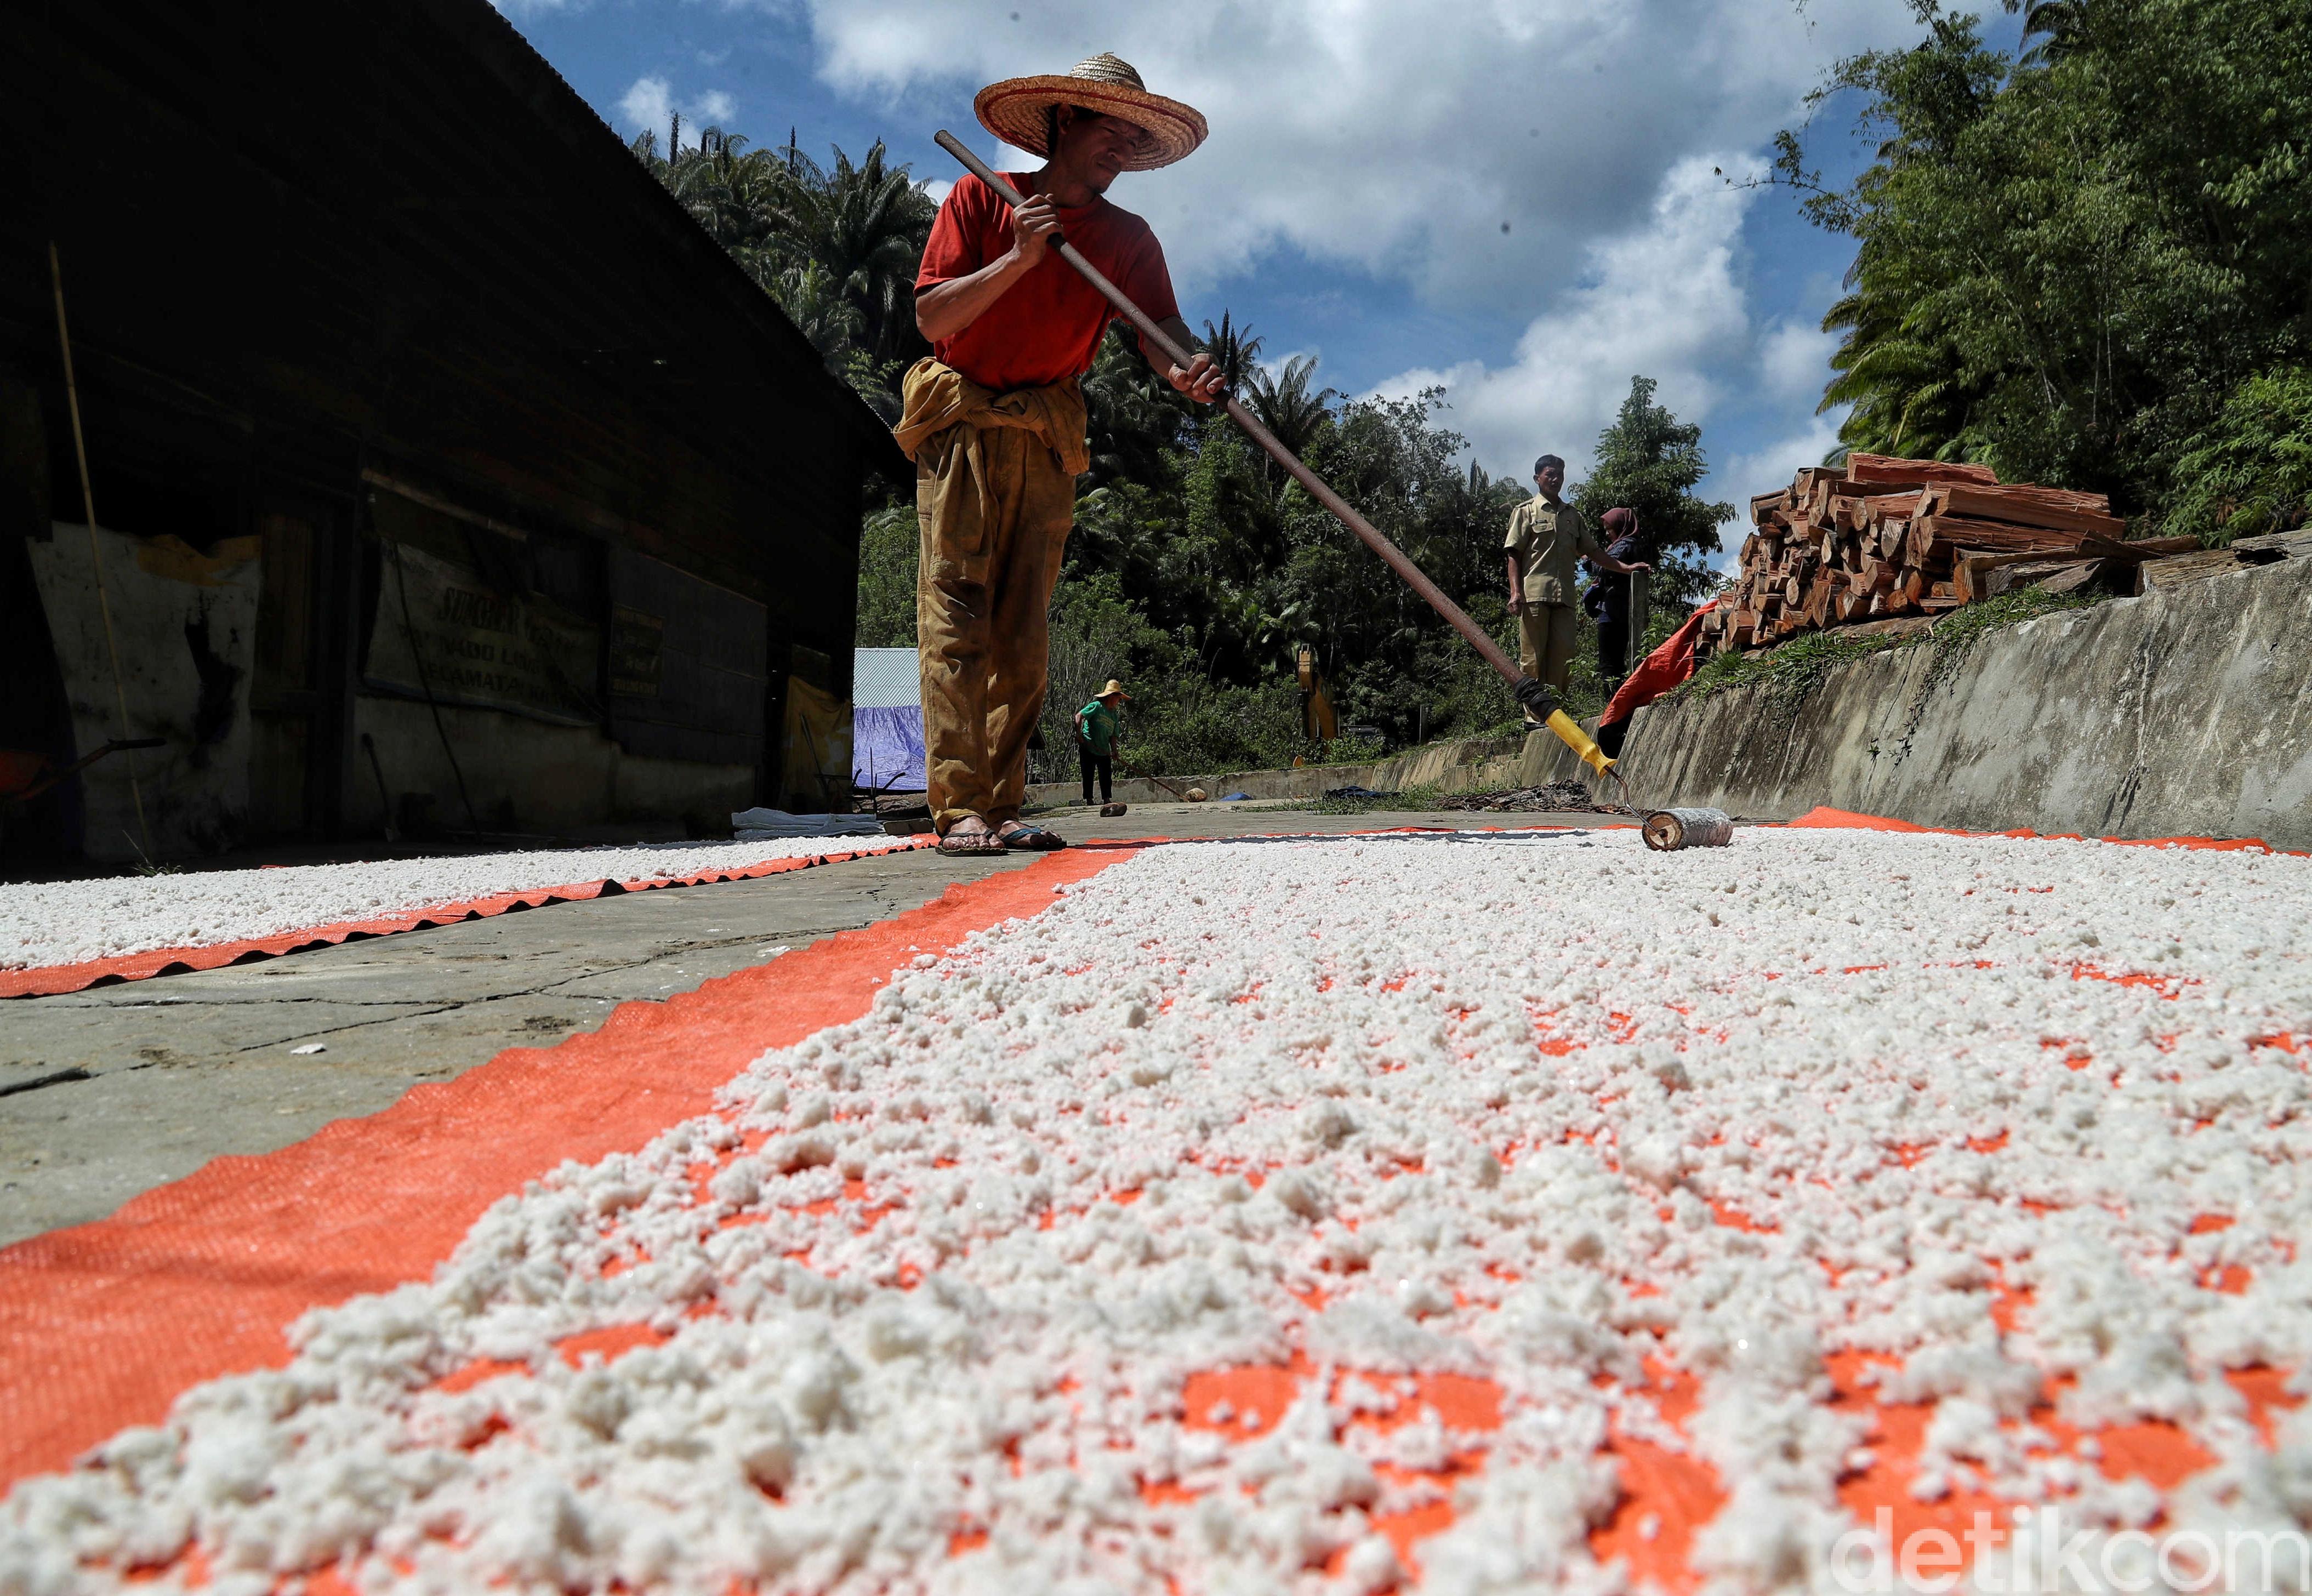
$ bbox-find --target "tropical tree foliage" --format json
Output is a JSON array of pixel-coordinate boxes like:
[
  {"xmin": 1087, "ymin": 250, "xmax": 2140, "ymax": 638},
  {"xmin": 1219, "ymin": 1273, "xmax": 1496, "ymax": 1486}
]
[
  {"xmin": 1780, "ymin": 0, "xmax": 2312, "ymax": 528},
  {"xmin": 1245, "ymin": 357, "xmax": 1341, "ymax": 473},
  {"xmin": 1082, "ymin": 327, "xmax": 1197, "ymax": 489},
  {"xmin": 630, "ymin": 124, "xmax": 937, "ymax": 419},
  {"xmin": 853, "ymin": 505, "xmax": 918, "ymax": 648},
  {"xmin": 1572, "ymin": 376, "xmax": 1734, "ymax": 609},
  {"xmin": 2165, "ymin": 366, "xmax": 2312, "ymax": 545},
  {"xmin": 1028, "ymin": 347, "xmax": 1728, "ymax": 771},
  {"xmin": 1199, "ymin": 312, "xmax": 1266, "ymax": 394},
  {"xmin": 1044, "ymin": 362, "xmax": 1540, "ymax": 774}
]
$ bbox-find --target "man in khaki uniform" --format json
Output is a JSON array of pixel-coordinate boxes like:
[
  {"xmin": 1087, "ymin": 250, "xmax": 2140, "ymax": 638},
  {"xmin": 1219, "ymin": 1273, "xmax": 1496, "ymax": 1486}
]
[{"xmin": 1505, "ymin": 453, "xmax": 1650, "ymax": 723}]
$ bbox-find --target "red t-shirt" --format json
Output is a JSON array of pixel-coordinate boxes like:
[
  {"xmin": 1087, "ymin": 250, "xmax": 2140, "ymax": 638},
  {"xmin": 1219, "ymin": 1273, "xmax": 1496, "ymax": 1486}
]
[{"xmin": 916, "ymin": 172, "xmax": 1181, "ymax": 393}]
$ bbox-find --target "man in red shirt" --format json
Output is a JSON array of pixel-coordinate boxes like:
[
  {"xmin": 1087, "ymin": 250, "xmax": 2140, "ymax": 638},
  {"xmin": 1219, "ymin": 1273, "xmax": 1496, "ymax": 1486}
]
[{"xmin": 895, "ymin": 54, "xmax": 1224, "ymax": 854}]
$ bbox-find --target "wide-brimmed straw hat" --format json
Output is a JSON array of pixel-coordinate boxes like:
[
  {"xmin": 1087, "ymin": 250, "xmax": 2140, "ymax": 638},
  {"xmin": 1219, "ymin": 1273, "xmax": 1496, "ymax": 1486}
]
[
  {"xmin": 1097, "ymin": 679, "xmax": 1132, "ymax": 701},
  {"xmin": 975, "ymin": 54, "xmax": 1207, "ymax": 172}
]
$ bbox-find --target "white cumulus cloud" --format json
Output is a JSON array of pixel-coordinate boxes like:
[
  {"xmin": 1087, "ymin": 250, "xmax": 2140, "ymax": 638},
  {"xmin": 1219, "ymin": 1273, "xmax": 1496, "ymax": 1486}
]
[
  {"xmin": 617, "ymin": 75, "xmax": 742, "ymax": 141},
  {"xmin": 796, "ymin": 0, "xmax": 1911, "ymax": 310},
  {"xmin": 620, "ymin": 75, "xmax": 675, "ymax": 134},
  {"xmin": 1373, "ymin": 155, "xmax": 1758, "ymax": 482},
  {"xmin": 714, "ymin": 0, "xmax": 1912, "ymax": 539},
  {"xmin": 1756, "ymin": 316, "xmax": 1842, "ymax": 406}
]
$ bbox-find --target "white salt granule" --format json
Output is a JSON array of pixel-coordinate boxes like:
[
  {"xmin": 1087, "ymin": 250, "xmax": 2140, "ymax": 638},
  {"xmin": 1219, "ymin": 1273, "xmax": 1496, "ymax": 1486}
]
[{"xmin": 4, "ymin": 828, "xmax": 2310, "ymax": 1593}]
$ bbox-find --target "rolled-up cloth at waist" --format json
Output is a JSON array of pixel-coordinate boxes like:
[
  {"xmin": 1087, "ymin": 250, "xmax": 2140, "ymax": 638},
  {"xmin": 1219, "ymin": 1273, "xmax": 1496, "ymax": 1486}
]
[{"xmin": 893, "ymin": 358, "xmax": 1091, "ymax": 478}]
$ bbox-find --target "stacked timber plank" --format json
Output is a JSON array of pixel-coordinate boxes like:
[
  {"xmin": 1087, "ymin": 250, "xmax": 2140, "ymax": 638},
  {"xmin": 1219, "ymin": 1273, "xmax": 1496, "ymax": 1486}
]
[
  {"xmin": 1702, "ymin": 454, "xmax": 2190, "ymax": 654},
  {"xmin": 2138, "ymin": 527, "xmax": 2312, "ymax": 591}
]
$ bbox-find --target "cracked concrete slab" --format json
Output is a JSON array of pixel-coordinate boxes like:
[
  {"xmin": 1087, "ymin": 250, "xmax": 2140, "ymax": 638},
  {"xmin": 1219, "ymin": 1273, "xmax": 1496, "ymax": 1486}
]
[{"xmin": 0, "ymin": 804, "xmax": 1616, "ymax": 1246}]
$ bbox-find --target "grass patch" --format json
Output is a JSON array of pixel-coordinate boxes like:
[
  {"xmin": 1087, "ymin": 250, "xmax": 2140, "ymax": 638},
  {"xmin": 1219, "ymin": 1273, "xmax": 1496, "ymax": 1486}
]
[
  {"xmin": 1923, "ymin": 585, "xmax": 2108, "ymax": 658},
  {"xmin": 1670, "ymin": 629, "xmax": 1915, "ymax": 721},
  {"xmin": 1672, "ymin": 586, "xmax": 2115, "ymax": 721}
]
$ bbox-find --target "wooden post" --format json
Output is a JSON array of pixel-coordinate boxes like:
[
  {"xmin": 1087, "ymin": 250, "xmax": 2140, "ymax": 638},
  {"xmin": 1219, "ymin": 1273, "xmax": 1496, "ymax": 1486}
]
[{"xmin": 49, "ymin": 241, "xmax": 153, "ymax": 862}]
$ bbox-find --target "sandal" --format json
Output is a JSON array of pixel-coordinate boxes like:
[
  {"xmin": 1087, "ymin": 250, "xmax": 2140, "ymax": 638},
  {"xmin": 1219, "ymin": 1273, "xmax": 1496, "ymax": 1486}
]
[
  {"xmin": 997, "ymin": 823, "xmax": 1068, "ymax": 851},
  {"xmin": 937, "ymin": 820, "xmax": 1007, "ymax": 857}
]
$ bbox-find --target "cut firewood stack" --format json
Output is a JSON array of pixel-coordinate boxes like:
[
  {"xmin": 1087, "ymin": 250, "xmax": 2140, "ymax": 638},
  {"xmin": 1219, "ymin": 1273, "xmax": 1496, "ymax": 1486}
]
[{"xmin": 1701, "ymin": 453, "xmax": 2192, "ymax": 655}]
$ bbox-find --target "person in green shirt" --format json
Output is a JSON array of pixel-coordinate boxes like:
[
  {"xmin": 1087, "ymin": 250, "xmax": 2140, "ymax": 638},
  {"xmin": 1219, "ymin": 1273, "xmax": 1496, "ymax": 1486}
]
[{"xmin": 1075, "ymin": 680, "xmax": 1127, "ymax": 805}]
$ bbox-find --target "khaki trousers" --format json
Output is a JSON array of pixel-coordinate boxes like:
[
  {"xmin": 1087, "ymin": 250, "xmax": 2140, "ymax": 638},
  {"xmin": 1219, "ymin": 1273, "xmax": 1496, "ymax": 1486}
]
[
  {"xmin": 1517, "ymin": 601, "xmax": 1581, "ymax": 695},
  {"xmin": 914, "ymin": 420, "xmax": 1077, "ymax": 832}
]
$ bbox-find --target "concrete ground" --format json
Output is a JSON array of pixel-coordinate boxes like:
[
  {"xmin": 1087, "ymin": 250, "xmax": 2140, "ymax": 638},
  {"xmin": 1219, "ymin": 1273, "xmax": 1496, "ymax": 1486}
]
[{"xmin": 0, "ymin": 803, "xmax": 1627, "ymax": 1247}]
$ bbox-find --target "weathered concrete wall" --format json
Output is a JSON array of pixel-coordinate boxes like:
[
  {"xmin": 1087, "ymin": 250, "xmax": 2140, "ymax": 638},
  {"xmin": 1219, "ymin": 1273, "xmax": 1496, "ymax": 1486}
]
[
  {"xmin": 1037, "ymin": 557, "xmax": 2312, "ymax": 850},
  {"xmin": 1520, "ymin": 555, "xmax": 2312, "ymax": 849},
  {"xmin": 354, "ymin": 698, "xmax": 753, "ymax": 839}
]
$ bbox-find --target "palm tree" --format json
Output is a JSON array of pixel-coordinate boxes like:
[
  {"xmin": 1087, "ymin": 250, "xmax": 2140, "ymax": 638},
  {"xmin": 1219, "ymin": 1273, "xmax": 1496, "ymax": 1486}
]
[
  {"xmin": 768, "ymin": 141, "xmax": 939, "ymax": 369},
  {"xmin": 1199, "ymin": 312, "xmax": 1265, "ymax": 394},
  {"xmin": 2011, "ymin": 0, "xmax": 2089, "ymax": 66},
  {"xmin": 1244, "ymin": 355, "xmax": 1339, "ymax": 462},
  {"xmin": 1083, "ymin": 327, "xmax": 1192, "ymax": 486},
  {"xmin": 1819, "ymin": 256, "xmax": 1986, "ymax": 463},
  {"xmin": 663, "ymin": 130, "xmax": 755, "ymax": 235},
  {"xmin": 629, "ymin": 129, "xmax": 936, "ymax": 392},
  {"xmin": 766, "ymin": 261, "xmax": 867, "ymax": 366}
]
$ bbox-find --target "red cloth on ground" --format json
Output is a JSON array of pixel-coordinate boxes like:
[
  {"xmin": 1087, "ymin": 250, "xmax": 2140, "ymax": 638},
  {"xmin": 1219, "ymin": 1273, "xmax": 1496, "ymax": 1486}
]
[
  {"xmin": 918, "ymin": 172, "xmax": 1181, "ymax": 392},
  {"xmin": 1600, "ymin": 598, "xmax": 1717, "ymax": 729}
]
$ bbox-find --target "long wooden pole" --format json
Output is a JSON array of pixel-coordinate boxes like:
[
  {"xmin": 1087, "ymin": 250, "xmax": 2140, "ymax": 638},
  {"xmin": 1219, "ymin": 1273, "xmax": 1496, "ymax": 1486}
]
[
  {"xmin": 49, "ymin": 242, "xmax": 155, "ymax": 860},
  {"xmin": 932, "ymin": 132, "xmax": 1534, "ymax": 700}
]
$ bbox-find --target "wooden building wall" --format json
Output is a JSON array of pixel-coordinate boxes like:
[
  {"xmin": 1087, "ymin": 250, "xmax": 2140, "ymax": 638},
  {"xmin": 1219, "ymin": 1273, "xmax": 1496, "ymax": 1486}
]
[{"xmin": 0, "ymin": 0, "xmax": 901, "ymax": 861}]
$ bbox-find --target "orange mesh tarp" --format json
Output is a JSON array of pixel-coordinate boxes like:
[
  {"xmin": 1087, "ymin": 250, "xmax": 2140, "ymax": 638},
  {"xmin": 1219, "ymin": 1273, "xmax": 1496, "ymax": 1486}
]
[
  {"xmin": 1786, "ymin": 803, "xmax": 2290, "ymax": 854},
  {"xmin": 0, "ymin": 845, "xmax": 1117, "ymax": 1486}
]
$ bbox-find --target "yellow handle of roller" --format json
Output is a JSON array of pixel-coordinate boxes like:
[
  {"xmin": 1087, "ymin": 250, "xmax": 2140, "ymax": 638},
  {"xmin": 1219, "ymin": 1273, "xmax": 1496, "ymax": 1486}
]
[{"xmin": 1545, "ymin": 709, "xmax": 1614, "ymax": 776}]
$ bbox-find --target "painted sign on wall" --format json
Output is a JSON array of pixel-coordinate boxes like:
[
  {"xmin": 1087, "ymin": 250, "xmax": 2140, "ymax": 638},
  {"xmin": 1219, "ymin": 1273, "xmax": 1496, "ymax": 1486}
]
[
  {"xmin": 607, "ymin": 605, "xmax": 665, "ymax": 698},
  {"xmin": 365, "ymin": 542, "xmax": 601, "ymax": 728}
]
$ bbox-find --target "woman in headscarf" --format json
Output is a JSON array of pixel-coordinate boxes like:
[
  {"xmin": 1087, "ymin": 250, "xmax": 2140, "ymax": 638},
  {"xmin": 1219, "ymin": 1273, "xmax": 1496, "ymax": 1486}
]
[{"xmin": 1582, "ymin": 506, "xmax": 1653, "ymax": 696}]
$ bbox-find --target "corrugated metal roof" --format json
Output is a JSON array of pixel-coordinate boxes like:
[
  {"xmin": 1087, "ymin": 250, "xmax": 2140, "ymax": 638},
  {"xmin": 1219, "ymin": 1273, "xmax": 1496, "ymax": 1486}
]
[{"xmin": 853, "ymin": 647, "xmax": 920, "ymax": 708}]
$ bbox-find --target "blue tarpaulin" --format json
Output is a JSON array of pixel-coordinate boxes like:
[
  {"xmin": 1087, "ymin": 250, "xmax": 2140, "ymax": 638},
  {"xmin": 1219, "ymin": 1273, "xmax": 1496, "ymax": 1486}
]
[{"xmin": 853, "ymin": 704, "xmax": 926, "ymax": 793}]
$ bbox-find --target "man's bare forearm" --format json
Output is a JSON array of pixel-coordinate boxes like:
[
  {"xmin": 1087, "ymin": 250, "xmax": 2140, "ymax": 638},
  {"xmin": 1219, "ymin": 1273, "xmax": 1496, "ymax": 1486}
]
[
  {"xmin": 915, "ymin": 252, "xmax": 1038, "ymax": 344},
  {"xmin": 1138, "ymin": 316, "xmax": 1197, "ymax": 373}
]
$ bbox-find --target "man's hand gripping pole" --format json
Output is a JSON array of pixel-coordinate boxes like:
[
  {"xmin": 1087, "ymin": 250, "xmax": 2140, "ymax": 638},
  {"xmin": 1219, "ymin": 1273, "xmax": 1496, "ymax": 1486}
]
[{"xmin": 933, "ymin": 129, "xmax": 1629, "ymax": 804}]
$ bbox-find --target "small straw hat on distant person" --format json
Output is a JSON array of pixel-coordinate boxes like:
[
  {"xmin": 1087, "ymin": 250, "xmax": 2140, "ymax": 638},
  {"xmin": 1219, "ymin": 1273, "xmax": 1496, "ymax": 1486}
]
[
  {"xmin": 975, "ymin": 54, "xmax": 1208, "ymax": 171},
  {"xmin": 1097, "ymin": 680, "xmax": 1132, "ymax": 701}
]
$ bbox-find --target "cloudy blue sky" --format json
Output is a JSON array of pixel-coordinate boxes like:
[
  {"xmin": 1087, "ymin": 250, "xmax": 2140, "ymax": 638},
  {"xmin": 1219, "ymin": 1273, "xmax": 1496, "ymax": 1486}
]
[{"xmin": 493, "ymin": 0, "xmax": 2016, "ymax": 565}]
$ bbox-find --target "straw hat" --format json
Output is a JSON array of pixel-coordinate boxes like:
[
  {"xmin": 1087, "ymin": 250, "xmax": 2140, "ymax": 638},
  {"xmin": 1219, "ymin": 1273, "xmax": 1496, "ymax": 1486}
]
[
  {"xmin": 1097, "ymin": 680, "xmax": 1132, "ymax": 701},
  {"xmin": 975, "ymin": 54, "xmax": 1208, "ymax": 172}
]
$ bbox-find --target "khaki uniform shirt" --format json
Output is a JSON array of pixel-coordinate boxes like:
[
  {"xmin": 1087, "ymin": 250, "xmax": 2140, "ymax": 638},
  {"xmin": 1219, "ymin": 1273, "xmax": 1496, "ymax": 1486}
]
[{"xmin": 1504, "ymin": 495, "xmax": 1599, "ymax": 606}]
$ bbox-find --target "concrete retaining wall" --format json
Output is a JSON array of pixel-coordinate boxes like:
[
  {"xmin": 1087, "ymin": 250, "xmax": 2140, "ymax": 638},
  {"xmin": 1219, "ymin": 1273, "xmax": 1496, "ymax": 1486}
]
[
  {"xmin": 1526, "ymin": 555, "xmax": 2312, "ymax": 849},
  {"xmin": 1039, "ymin": 556, "xmax": 2312, "ymax": 850}
]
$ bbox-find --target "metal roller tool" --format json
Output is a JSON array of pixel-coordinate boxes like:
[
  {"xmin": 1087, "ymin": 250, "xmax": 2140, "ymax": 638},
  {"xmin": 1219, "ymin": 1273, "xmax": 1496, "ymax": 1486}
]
[{"xmin": 1641, "ymin": 807, "xmax": 1734, "ymax": 852}]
